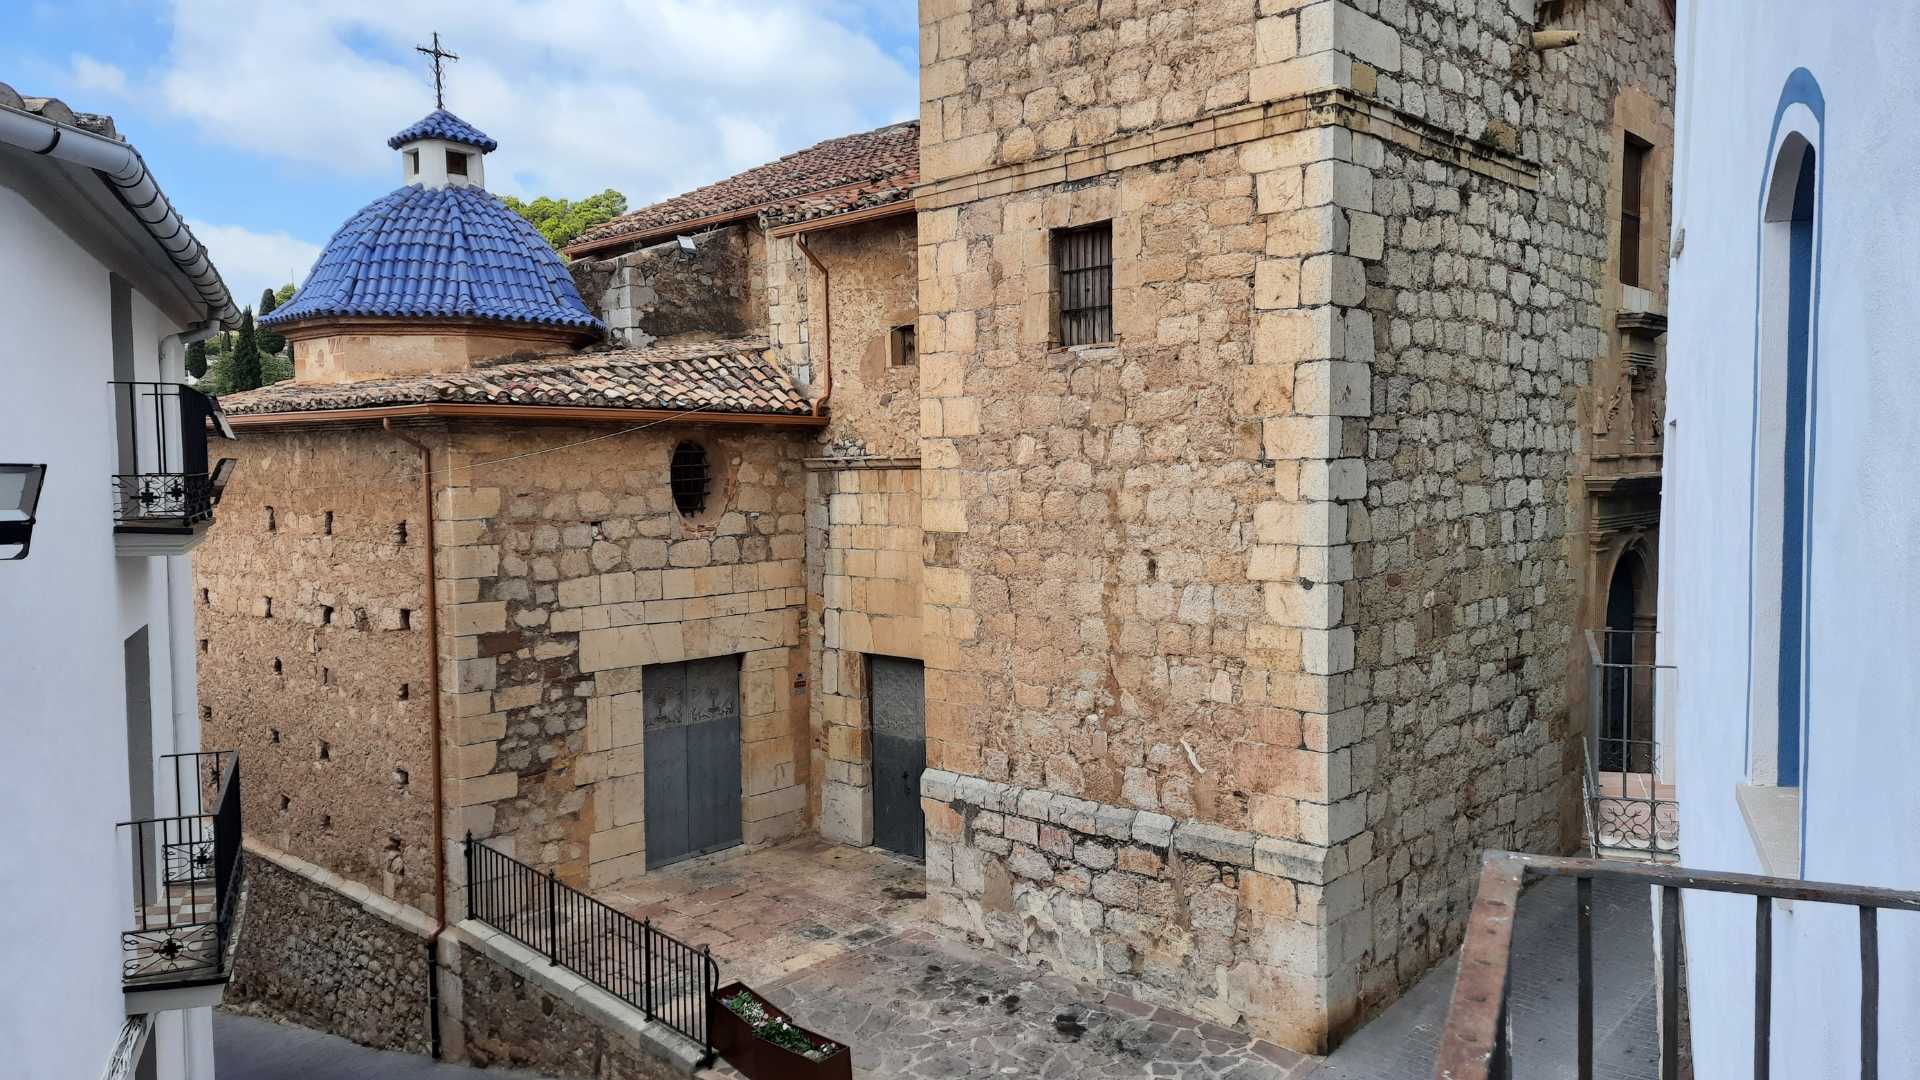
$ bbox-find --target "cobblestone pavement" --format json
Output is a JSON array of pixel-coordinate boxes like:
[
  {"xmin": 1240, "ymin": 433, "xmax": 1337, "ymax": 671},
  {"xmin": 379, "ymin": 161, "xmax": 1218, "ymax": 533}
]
[{"xmin": 709, "ymin": 930, "xmax": 1313, "ymax": 1079}]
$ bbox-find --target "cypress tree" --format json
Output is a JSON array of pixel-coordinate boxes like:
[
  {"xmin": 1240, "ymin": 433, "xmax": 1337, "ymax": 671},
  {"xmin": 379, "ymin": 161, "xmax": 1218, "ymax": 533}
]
[
  {"xmin": 186, "ymin": 339, "xmax": 208, "ymax": 379},
  {"xmin": 257, "ymin": 287, "xmax": 287, "ymax": 356},
  {"xmin": 228, "ymin": 308, "xmax": 263, "ymax": 392}
]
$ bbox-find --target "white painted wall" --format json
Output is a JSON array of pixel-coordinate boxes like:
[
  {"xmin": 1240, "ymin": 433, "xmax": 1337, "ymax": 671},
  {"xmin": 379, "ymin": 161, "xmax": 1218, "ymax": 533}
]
[
  {"xmin": 1664, "ymin": 3, "xmax": 1920, "ymax": 1076},
  {"xmin": 0, "ymin": 177, "xmax": 213, "ymax": 1077}
]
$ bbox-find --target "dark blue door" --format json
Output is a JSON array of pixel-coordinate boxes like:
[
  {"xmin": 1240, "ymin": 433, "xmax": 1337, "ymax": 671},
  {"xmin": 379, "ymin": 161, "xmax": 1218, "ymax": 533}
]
[
  {"xmin": 870, "ymin": 656, "xmax": 925, "ymax": 860},
  {"xmin": 643, "ymin": 655, "xmax": 742, "ymax": 868}
]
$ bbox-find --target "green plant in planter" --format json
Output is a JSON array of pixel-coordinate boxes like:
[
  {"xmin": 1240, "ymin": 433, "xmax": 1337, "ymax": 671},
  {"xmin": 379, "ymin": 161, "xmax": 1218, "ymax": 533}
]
[{"xmin": 722, "ymin": 991, "xmax": 843, "ymax": 1062}]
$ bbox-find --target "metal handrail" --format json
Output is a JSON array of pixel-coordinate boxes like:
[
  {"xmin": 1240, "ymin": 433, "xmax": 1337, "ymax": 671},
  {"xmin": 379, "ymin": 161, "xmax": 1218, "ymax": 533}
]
[
  {"xmin": 1433, "ymin": 850, "xmax": 1920, "ymax": 1080},
  {"xmin": 463, "ymin": 834, "xmax": 718, "ymax": 1065},
  {"xmin": 120, "ymin": 754, "xmax": 242, "ymax": 987}
]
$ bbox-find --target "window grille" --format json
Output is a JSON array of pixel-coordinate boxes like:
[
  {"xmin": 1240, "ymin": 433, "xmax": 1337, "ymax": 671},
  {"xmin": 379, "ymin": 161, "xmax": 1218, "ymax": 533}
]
[
  {"xmin": 670, "ymin": 442, "xmax": 710, "ymax": 516},
  {"xmin": 1056, "ymin": 222, "xmax": 1114, "ymax": 346}
]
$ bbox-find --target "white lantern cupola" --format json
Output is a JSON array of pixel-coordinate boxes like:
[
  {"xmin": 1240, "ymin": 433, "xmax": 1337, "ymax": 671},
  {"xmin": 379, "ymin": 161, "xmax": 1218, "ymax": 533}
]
[{"xmin": 388, "ymin": 109, "xmax": 495, "ymax": 190}]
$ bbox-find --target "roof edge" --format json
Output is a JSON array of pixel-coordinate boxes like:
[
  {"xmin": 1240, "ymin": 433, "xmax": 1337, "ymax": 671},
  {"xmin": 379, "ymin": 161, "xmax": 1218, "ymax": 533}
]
[{"xmin": 224, "ymin": 401, "xmax": 830, "ymax": 429}]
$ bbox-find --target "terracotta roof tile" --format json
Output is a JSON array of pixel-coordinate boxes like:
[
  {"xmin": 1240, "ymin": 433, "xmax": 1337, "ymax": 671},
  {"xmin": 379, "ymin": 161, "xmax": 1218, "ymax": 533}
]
[
  {"xmin": 219, "ymin": 337, "xmax": 810, "ymax": 418},
  {"xmin": 568, "ymin": 121, "xmax": 918, "ymax": 251}
]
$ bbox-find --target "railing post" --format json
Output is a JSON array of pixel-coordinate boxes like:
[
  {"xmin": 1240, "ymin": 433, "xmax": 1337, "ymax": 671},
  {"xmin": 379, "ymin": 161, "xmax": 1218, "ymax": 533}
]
[
  {"xmin": 1660, "ymin": 885, "xmax": 1680, "ymax": 1080},
  {"xmin": 701, "ymin": 943, "xmax": 716, "ymax": 1066},
  {"xmin": 463, "ymin": 832, "xmax": 475, "ymax": 921},
  {"xmin": 1755, "ymin": 895, "xmax": 1772, "ymax": 1080},
  {"xmin": 545, "ymin": 869, "xmax": 559, "ymax": 966},
  {"xmin": 641, "ymin": 918, "xmax": 655, "ymax": 1020},
  {"xmin": 1860, "ymin": 906, "xmax": 1879, "ymax": 1080},
  {"xmin": 1577, "ymin": 875, "xmax": 1593, "ymax": 1080}
]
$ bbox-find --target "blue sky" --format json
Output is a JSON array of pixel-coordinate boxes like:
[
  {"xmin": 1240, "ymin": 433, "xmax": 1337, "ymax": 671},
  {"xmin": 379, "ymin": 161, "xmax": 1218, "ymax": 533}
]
[{"xmin": 4, "ymin": 1, "xmax": 918, "ymax": 307}]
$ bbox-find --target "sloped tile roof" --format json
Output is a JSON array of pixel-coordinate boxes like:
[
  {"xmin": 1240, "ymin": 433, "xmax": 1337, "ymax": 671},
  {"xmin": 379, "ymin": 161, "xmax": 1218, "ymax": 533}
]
[
  {"xmin": 262, "ymin": 183, "xmax": 602, "ymax": 333},
  {"xmin": 762, "ymin": 174, "xmax": 916, "ymax": 228},
  {"xmin": 568, "ymin": 121, "xmax": 918, "ymax": 252},
  {"xmin": 218, "ymin": 337, "xmax": 811, "ymax": 418},
  {"xmin": 388, "ymin": 109, "xmax": 498, "ymax": 152}
]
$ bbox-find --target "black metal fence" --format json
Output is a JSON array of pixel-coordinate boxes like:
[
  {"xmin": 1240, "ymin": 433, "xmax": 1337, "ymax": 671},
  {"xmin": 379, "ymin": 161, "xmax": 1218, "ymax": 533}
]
[
  {"xmin": 464, "ymin": 834, "xmax": 717, "ymax": 1063},
  {"xmin": 109, "ymin": 381, "xmax": 231, "ymax": 528},
  {"xmin": 1434, "ymin": 851, "xmax": 1920, "ymax": 1080},
  {"xmin": 120, "ymin": 752, "xmax": 242, "ymax": 987}
]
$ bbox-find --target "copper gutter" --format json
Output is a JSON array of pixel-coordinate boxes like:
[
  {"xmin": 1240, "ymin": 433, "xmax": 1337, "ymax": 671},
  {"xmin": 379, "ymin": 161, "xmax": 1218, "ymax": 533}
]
[
  {"xmin": 794, "ymin": 233, "xmax": 832, "ymax": 417},
  {"xmin": 227, "ymin": 402, "xmax": 828, "ymax": 430},
  {"xmin": 382, "ymin": 418, "xmax": 447, "ymax": 1050}
]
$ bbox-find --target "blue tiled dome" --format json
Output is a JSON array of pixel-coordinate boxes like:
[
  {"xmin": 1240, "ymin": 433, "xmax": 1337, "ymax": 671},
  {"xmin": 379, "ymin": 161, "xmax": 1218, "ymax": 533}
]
[
  {"xmin": 262, "ymin": 184, "xmax": 603, "ymax": 334},
  {"xmin": 387, "ymin": 109, "xmax": 497, "ymax": 152}
]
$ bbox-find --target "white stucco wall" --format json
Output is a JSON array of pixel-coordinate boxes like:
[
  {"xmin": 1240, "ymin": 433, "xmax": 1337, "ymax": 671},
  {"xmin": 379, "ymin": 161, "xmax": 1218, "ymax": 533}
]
[
  {"xmin": 1663, "ymin": 3, "xmax": 1920, "ymax": 1076},
  {"xmin": 0, "ymin": 178, "xmax": 212, "ymax": 1077}
]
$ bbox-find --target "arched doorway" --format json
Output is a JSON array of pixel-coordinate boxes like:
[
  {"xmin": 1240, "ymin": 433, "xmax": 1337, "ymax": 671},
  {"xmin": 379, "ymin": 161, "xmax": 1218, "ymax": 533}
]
[{"xmin": 1599, "ymin": 549, "xmax": 1653, "ymax": 773}]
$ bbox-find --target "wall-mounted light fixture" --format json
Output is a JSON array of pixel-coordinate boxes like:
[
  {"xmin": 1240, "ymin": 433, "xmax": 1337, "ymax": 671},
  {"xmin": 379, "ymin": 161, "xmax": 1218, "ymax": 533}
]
[{"xmin": 0, "ymin": 464, "xmax": 48, "ymax": 560}]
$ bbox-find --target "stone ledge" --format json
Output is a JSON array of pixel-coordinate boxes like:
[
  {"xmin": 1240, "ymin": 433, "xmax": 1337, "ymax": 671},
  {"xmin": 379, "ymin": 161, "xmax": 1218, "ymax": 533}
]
[
  {"xmin": 245, "ymin": 841, "xmax": 438, "ymax": 938},
  {"xmin": 924, "ymin": 769, "xmax": 1335, "ymax": 884},
  {"xmin": 449, "ymin": 919, "xmax": 708, "ymax": 1074}
]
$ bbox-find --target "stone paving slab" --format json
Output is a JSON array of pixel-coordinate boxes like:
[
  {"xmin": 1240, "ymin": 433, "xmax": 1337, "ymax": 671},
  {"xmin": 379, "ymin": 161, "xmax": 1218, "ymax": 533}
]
[{"xmin": 215, "ymin": 1011, "xmax": 556, "ymax": 1080}]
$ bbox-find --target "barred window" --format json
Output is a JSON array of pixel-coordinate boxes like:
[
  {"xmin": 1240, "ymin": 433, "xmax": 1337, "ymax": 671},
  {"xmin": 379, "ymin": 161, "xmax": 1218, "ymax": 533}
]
[
  {"xmin": 670, "ymin": 442, "xmax": 710, "ymax": 516},
  {"xmin": 1056, "ymin": 222, "xmax": 1113, "ymax": 346}
]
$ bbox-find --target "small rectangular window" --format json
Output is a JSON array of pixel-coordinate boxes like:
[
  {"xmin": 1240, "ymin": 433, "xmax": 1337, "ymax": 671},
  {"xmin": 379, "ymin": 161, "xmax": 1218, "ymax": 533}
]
[
  {"xmin": 889, "ymin": 324, "xmax": 917, "ymax": 366},
  {"xmin": 1055, "ymin": 223, "xmax": 1114, "ymax": 346},
  {"xmin": 406, "ymin": 149, "xmax": 420, "ymax": 176},
  {"xmin": 1619, "ymin": 135, "xmax": 1651, "ymax": 288},
  {"xmin": 446, "ymin": 150, "xmax": 469, "ymax": 177}
]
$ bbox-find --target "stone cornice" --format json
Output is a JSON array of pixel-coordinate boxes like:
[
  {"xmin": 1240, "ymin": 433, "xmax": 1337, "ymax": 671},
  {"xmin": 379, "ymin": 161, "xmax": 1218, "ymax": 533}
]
[{"xmin": 917, "ymin": 88, "xmax": 1541, "ymax": 213}]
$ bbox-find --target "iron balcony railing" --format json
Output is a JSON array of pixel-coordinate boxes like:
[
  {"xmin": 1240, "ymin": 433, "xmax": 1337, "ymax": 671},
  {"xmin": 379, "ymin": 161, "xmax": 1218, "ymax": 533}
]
[
  {"xmin": 1585, "ymin": 629, "xmax": 1678, "ymax": 859},
  {"xmin": 110, "ymin": 381, "xmax": 235, "ymax": 531},
  {"xmin": 464, "ymin": 834, "xmax": 718, "ymax": 1065},
  {"xmin": 119, "ymin": 751, "xmax": 242, "ymax": 988},
  {"xmin": 1433, "ymin": 851, "xmax": 1920, "ymax": 1080}
]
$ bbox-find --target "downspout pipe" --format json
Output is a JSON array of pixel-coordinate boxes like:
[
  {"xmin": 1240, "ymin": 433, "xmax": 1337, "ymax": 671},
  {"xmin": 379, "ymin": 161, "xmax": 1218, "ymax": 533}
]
[
  {"xmin": 0, "ymin": 96, "xmax": 239, "ymax": 328},
  {"xmin": 160, "ymin": 321, "xmax": 225, "ymax": 782},
  {"xmin": 794, "ymin": 233, "xmax": 832, "ymax": 417},
  {"xmin": 384, "ymin": 418, "xmax": 447, "ymax": 1057}
]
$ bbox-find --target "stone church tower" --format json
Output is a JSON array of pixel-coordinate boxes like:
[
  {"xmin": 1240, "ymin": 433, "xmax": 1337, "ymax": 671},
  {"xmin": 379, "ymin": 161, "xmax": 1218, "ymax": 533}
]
[{"xmin": 914, "ymin": 0, "xmax": 1673, "ymax": 1050}]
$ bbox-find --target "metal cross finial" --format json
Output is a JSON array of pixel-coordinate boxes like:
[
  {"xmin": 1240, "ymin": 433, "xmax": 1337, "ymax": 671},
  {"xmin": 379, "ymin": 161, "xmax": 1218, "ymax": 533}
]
[{"xmin": 415, "ymin": 32, "xmax": 459, "ymax": 110}]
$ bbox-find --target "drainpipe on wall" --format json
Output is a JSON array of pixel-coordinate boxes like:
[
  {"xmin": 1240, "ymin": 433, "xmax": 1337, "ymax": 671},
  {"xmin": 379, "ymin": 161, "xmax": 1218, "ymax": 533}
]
[
  {"xmin": 795, "ymin": 233, "xmax": 832, "ymax": 417},
  {"xmin": 384, "ymin": 418, "xmax": 447, "ymax": 1058}
]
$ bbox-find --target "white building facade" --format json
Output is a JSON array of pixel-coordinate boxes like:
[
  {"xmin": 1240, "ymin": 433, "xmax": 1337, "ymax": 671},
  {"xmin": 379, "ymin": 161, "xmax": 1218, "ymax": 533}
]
[
  {"xmin": 0, "ymin": 86, "xmax": 242, "ymax": 1080},
  {"xmin": 1663, "ymin": 3, "xmax": 1920, "ymax": 1075}
]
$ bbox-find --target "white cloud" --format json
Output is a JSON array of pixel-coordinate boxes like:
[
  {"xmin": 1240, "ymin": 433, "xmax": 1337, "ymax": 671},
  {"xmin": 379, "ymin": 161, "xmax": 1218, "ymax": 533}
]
[
  {"xmin": 149, "ymin": 1, "xmax": 917, "ymax": 208},
  {"xmin": 185, "ymin": 220, "xmax": 323, "ymax": 313},
  {"xmin": 68, "ymin": 54, "xmax": 128, "ymax": 96}
]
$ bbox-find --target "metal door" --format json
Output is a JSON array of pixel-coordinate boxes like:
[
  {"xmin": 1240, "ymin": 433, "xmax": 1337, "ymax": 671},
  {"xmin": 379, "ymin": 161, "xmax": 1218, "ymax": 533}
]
[
  {"xmin": 869, "ymin": 656, "xmax": 926, "ymax": 860},
  {"xmin": 643, "ymin": 655, "xmax": 742, "ymax": 869}
]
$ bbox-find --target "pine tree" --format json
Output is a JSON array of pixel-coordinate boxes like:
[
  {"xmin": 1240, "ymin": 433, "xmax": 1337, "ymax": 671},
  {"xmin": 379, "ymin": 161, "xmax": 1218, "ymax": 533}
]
[
  {"xmin": 186, "ymin": 339, "xmax": 208, "ymax": 379},
  {"xmin": 257, "ymin": 287, "xmax": 287, "ymax": 357},
  {"xmin": 228, "ymin": 308, "xmax": 263, "ymax": 392}
]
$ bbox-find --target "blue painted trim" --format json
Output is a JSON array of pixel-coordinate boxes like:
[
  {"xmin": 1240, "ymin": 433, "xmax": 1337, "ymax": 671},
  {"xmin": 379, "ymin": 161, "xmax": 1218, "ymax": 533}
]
[{"xmin": 1741, "ymin": 68, "xmax": 1824, "ymax": 878}]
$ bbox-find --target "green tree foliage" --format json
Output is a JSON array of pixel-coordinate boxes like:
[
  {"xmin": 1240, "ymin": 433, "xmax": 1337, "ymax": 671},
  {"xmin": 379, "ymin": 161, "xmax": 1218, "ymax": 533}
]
[
  {"xmin": 274, "ymin": 282, "xmax": 296, "ymax": 307},
  {"xmin": 257, "ymin": 287, "xmax": 287, "ymax": 357},
  {"xmin": 186, "ymin": 339, "xmax": 208, "ymax": 379},
  {"xmin": 227, "ymin": 308, "xmax": 263, "ymax": 393},
  {"xmin": 499, "ymin": 189, "xmax": 629, "ymax": 251}
]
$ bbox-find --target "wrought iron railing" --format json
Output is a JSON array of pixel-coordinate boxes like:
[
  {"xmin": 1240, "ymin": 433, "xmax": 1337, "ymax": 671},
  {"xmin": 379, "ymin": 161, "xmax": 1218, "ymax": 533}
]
[
  {"xmin": 464, "ymin": 834, "xmax": 717, "ymax": 1064},
  {"xmin": 119, "ymin": 752, "xmax": 242, "ymax": 987},
  {"xmin": 1433, "ymin": 851, "xmax": 1920, "ymax": 1080},
  {"xmin": 109, "ymin": 381, "xmax": 233, "ymax": 530},
  {"xmin": 1585, "ymin": 629, "xmax": 1678, "ymax": 859}
]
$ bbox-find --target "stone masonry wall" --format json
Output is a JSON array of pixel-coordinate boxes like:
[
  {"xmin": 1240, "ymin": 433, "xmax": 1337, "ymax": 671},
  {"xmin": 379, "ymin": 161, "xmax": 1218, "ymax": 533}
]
[
  {"xmin": 917, "ymin": 0, "xmax": 1672, "ymax": 1052},
  {"xmin": 226, "ymin": 846, "xmax": 434, "ymax": 1054},
  {"xmin": 197, "ymin": 429, "xmax": 436, "ymax": 909},
  {"xmin": 570, "ymin": 225, "xmax": 758, "ymax": 348},
  {"xmin": 807, "ymin": 463, "xmax": 924, "ymax": 844},
  {"xmin": 434, "ymin": 423, "xmax": 812, "ymax": 894},
  {"xmin": 803, "ymin": 215, "xmax": 922, "ymax": 458}
]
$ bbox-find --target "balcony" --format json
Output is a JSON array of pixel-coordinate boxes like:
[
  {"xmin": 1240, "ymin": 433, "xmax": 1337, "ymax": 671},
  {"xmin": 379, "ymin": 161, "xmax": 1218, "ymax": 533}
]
[
  {"xmin": 110, "ymin": 381, "xmax": 236, "ymax": 556},
  {"xmin": 120, "ymin": 752, "xmax": 244, "ymax": 1013},
  {"xmin": 1584, "ymin": 629, "xmax": 1678, "ymax": 860},
  {"xmin": 1433, "ymin": 851, "xmax": 1920, "ymax": 1079}
]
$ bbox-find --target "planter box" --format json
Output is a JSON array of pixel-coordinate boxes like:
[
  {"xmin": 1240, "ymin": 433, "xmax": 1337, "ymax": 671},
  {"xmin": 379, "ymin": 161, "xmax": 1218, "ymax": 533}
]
[{"xmin": 709, "ymin": 981, "xmax": 851, "ymax": 1080}]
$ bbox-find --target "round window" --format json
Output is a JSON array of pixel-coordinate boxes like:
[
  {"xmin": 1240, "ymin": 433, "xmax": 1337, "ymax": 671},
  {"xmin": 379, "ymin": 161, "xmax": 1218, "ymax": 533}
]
[{"xmin": 670, "ymin": 442, "xmax": 710, "ymax": 516}]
